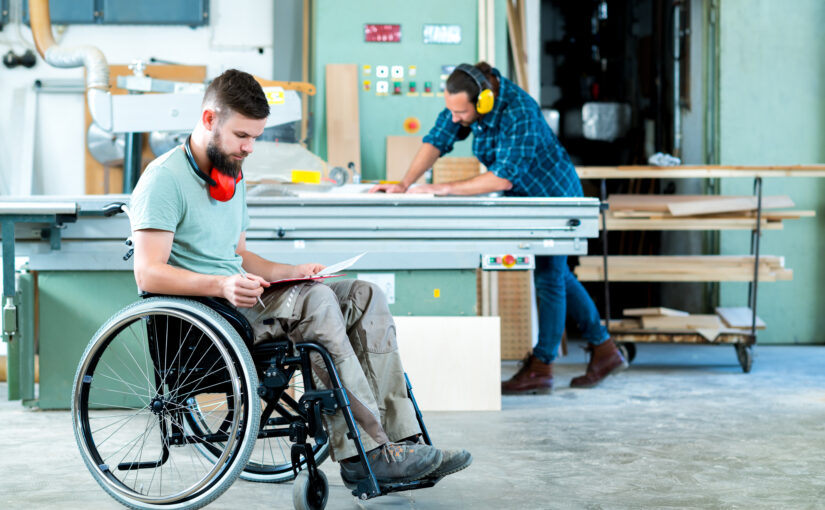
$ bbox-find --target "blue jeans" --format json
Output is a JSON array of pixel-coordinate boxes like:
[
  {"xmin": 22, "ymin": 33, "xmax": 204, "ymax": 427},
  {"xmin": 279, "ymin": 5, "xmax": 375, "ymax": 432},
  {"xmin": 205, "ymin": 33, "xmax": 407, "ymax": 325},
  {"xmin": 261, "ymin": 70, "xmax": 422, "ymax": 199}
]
[{"xmin": 532, "ymin": 255, "xmax": 609, "ymax": 364}]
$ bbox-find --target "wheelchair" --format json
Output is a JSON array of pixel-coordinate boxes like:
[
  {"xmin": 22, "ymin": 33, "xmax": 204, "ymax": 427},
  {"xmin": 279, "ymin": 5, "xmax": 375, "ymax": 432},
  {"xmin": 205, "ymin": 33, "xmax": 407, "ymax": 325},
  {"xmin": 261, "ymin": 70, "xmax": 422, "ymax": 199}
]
[{"xmin": 71, "ymin": 293, "xmax": 440, "ymax": 510}]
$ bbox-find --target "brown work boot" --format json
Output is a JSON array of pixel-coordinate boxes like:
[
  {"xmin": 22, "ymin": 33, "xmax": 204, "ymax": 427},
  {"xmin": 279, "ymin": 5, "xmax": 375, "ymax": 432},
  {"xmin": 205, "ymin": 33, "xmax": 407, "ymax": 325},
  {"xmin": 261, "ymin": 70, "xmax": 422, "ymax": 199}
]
[
  {"xmin": 501, "ymin": 354, "xmax": 553, "ymax": 395},
  {"xmin": 570, "ymin": 339, "xmax": 628, "ymax": 388}
]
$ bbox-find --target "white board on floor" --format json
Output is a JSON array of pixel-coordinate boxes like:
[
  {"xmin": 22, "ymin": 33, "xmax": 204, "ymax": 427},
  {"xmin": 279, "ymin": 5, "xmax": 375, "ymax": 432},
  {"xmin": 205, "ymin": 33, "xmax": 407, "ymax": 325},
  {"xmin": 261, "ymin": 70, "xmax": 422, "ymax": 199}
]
[{"xmin": 394, "ymin": 316, "xmax": 501, "ymax": 412}]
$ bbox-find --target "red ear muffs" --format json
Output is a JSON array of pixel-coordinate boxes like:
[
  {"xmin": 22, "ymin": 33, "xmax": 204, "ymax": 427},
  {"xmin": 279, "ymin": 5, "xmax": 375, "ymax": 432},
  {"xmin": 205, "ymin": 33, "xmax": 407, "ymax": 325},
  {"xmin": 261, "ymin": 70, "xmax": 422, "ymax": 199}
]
[
  {"xmin": 183, "ymin": 135, "xmax": 242, "ymax": 202},
  {"xmin": 207, "ymin": 168, "xmax": 242, "ymax": 201}
]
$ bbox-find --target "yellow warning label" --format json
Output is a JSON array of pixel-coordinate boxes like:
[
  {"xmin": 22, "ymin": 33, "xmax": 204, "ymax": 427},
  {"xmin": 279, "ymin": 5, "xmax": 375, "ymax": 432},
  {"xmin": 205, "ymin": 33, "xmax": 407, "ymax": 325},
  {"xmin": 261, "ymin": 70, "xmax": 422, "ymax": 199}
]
[{"xmin": 263, "ymin": 87, "xmax": 285, "ymax": 106}]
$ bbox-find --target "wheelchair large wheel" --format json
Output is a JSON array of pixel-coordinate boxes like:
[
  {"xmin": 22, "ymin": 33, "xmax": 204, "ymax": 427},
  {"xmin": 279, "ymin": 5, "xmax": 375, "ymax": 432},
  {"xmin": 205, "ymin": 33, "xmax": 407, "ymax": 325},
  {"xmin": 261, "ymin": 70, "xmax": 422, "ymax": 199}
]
[
  {"xmin": 186, "ymin": 357, "xmax": 330, "ymax": 483},
  {"xmin": 72, "ymin": 298, "xmax": 261, "ymax": 510}
]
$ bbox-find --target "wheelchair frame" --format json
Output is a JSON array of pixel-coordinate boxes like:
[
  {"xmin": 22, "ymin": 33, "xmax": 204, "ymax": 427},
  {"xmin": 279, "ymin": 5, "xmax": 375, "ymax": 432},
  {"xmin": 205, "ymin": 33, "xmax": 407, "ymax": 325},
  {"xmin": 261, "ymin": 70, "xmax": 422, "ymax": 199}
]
[{"xmin": 73, "ymin": 292, "xmax": 441, "ymax": 510}]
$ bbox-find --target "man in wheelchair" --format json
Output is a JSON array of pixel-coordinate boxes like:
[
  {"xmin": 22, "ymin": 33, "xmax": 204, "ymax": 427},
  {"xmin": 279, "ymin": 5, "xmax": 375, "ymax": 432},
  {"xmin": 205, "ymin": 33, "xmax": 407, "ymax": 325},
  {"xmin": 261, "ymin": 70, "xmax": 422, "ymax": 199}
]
[{"xmin": 128, "ymin": 69, "xmax": 471, "ymax": 489}]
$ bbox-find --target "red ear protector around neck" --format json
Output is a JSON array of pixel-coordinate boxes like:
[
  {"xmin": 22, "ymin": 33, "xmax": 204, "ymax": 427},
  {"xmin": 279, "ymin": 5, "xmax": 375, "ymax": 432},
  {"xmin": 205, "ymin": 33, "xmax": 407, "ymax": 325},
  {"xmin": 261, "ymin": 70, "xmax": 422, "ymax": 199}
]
[{"xmin": 183, "ymin": 135, "xmax": 242, "ymax": 202}]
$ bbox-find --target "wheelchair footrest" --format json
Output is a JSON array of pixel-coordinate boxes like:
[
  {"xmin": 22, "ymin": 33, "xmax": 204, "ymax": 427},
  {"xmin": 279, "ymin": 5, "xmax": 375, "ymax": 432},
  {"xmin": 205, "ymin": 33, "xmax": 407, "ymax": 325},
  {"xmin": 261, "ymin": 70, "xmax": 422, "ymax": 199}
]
[{"xmin": 345, "ymin": 475, "xmax": 441, "ymax": 500}]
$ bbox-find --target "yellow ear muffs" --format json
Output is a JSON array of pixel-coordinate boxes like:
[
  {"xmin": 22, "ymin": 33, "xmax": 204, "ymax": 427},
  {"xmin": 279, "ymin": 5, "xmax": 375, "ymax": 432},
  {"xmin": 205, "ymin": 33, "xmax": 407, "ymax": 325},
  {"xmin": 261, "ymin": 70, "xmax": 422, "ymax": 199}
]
[
  {"xmin": 455, "ymin": 63, "xmax": 495, "ymax": 115},
  {"xmin": 476, "ymin": 88, "xmax": 495, "ymax": 114}
]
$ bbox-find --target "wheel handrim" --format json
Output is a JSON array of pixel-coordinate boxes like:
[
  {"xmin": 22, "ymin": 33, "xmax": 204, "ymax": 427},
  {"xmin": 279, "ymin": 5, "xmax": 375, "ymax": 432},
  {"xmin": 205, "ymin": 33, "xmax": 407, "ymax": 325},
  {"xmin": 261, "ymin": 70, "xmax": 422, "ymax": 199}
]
[{"xmin": 74, "ymin": 307, "xmax": 248, "ymax": 504}]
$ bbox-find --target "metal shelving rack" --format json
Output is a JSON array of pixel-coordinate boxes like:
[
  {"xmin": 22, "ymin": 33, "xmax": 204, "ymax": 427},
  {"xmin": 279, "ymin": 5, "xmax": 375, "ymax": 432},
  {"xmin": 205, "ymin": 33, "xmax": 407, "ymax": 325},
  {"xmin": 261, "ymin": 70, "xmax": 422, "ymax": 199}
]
[{"xmin": 576, "ymin": 164, "xmax": 825, "ymax": 373}]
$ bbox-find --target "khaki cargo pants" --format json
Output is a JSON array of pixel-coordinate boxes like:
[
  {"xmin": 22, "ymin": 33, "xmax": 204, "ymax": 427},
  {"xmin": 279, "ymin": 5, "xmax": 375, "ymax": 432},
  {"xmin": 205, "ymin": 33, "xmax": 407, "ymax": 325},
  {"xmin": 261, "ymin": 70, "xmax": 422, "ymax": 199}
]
[{"xmin": 240, "ymin": 279, "xmax": 421, "ymax": 460}]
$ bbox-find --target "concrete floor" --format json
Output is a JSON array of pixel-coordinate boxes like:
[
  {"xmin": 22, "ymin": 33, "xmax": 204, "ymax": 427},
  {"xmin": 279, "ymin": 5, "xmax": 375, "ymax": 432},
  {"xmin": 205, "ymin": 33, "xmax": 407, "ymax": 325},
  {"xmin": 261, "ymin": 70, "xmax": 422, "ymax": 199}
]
[{"xmin": 2, "ymin": 342, "xmax": 825, "ymax": 510}]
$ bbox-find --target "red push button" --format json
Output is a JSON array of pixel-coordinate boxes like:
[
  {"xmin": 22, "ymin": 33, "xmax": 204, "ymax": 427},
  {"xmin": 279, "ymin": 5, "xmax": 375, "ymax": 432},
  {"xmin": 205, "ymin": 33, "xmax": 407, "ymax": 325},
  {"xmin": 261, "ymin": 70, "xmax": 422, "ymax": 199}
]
[{"xmin": 502, "ymin": 254, "xmax": 516, "ymax": 268}]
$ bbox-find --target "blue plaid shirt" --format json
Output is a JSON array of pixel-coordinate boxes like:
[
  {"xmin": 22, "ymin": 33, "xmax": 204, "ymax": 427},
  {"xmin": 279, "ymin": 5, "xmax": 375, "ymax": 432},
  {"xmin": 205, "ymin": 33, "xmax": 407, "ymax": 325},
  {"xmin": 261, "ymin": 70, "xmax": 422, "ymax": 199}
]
[{"xmin": 422, "ymin": 68, "xmax": 582, "ymax": 198}]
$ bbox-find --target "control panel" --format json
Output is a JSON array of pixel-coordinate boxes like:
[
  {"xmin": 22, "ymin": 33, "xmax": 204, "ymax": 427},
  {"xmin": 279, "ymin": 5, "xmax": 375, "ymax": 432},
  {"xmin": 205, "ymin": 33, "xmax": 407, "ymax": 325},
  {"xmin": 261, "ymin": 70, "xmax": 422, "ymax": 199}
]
[{"xmin": 481, "ymin": 254, "xmax": 536, "ymax": 270}]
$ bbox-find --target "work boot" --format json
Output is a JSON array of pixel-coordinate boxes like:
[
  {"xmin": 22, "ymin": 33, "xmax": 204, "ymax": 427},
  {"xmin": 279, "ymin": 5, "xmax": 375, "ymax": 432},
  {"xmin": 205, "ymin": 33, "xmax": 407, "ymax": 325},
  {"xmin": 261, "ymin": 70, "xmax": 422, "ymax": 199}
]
[
  {"xmin": 570, "ymin": 339, "xmax": 628, "ymax": 388},
  {"xmin": 501, "ymin": 354, "xmax": 553, "ymax": 395},
  {"xmin": 339, "ymin": 442, "xmax": 442, "ymax": 486},
  {"xmin": 403, "ymin": 436, "xmax": 472, "ymax": 479}
]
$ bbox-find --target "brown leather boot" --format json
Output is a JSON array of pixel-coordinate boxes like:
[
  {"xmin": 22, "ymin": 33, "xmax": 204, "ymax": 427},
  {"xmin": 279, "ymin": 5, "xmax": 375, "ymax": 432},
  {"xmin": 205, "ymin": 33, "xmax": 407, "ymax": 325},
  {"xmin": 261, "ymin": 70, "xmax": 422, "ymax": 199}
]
[
  {"xmin": 570, "ymin": 339, "xmax": 628, "ymax": 388},
  {"xmin": 501, "ymin": 354, "xmax": 553, "ymax": 395}
]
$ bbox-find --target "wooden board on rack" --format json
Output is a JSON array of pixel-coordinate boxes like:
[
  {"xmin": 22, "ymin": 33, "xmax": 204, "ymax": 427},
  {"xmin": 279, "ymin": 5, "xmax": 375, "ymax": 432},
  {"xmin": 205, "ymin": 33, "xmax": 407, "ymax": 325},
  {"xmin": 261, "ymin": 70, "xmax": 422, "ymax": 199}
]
[
  {"xmin": 603, "ymin": 213, "xmax": 782, "ymax": 231},
  {"xmin": 577, "ymin": 165, "xmax": 825, "ymax": 179},
  {"xmin": 611, "ymin": 331, "xmax": 754, "ymax": 345},
  {"xmin": 575, "ymin": 255, "xmax": 793, "ymax": 282},
  {"xmin": 608, "ymin": 194, "xmax": 727, "ymax": 212},
  {"xmin": 716, "ymin": 307, "xmax": 767, "ymax": 330},
  {"xmin": 85, "ymin": 64, "xmax": 206, "ymax": 194},
  {"xmin": 667, "ymin": 195, "xmax": 795, "ymax": 216},
  {"xmin": 385, "ymin": 136, "xmax": 422, "ymax": 182},
  {"xmin": 325, "ymin": 64, "xmax": 361, "ymax": 173},
  {"xmin": 641, "ymin": 314, "xmax": 723, "ymax": 330},
  {"xmin": 623, "ymin": 307, "xmax": 688, "ymax": 317}
]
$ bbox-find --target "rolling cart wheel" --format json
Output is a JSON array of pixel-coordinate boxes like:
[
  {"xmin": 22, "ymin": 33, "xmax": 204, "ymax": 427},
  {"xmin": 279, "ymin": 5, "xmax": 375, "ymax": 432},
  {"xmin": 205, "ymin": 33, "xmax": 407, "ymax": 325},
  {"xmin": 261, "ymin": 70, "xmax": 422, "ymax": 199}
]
[
  {"xmin": 735, "ymin": 344, "xmax": 753, "ymax": 373},
  {"xmin": 293, "ymin": 469, "xmax": 329, "ymax": 510},
  {"xmin": 617, "ymin": 342, "xmax": 637, "ymax": 363}
]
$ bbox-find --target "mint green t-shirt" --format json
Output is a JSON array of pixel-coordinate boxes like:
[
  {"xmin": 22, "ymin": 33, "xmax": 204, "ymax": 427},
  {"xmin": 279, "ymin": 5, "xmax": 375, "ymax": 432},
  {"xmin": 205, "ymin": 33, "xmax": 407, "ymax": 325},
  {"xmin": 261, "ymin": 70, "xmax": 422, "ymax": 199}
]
[{"xmin": 129, "ymin": 147, "xmax": 251, "ymax": 276}]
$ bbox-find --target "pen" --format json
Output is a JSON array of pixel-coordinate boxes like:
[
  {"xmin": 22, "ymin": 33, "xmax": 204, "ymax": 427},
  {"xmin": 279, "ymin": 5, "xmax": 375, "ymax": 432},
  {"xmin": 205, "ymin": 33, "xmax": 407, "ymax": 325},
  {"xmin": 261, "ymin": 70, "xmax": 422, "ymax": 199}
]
[{"xmin": 240, "ymin": 269, "xmax": 266, "ymax": 309}]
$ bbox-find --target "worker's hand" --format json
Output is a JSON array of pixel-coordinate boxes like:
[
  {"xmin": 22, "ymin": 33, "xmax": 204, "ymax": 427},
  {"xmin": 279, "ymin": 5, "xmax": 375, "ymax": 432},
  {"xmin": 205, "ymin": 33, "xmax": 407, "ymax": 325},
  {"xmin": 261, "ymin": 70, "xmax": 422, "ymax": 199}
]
[
  {"xmin": 293, "ymin": 263, "xmax": 325, "ymax": 278},
  {"xmin": 407, "ymin": 183, "xmax": 450, "ymax": 195},
  {"xmin": 220, "ymin": 273, "xmax": 266, "ymax": 308},
  {"xmin": 369, "ymin": 183, "xmax": 408, "ymax": 194}
]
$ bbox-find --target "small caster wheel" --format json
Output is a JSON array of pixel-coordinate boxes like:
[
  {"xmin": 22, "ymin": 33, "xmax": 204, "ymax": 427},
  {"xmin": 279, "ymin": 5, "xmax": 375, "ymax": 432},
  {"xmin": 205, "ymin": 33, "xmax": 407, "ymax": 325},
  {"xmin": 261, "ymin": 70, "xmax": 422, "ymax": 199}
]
[
  {"xmin": 293, "ymin": 469, "xmax": 328, "ymax": 510},
  {"xmin": 735, "ymin": 344, "xmax": 753, "ymax": 373},
  {"xmin": 617, "ymin": 342, "xmax": 636, "ymax": 363}
]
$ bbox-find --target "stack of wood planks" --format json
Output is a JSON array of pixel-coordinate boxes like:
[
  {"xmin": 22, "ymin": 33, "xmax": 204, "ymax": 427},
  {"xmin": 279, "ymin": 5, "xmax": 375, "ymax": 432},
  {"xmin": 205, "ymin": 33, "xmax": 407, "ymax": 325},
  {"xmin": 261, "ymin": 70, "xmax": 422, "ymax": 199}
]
[
  {"xmin": 605, "ymin": 306, "xmax": 766, "ymax": 342},
  {"xmin": 575, "ymin": 255, "xmax": 793, "ymax": 282},
  {"xmin": 603, "ymin": 194, "xmax": 815, "ymax": 231}
]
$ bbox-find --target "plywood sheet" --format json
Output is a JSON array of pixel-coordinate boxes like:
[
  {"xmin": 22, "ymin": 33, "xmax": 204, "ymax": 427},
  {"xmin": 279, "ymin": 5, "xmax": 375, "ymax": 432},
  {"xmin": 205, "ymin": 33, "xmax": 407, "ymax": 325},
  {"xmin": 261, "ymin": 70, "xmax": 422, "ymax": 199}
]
[
  {"xmin": 716, "ymin": 307, "xmax": 766, "ymax": 329},
  {"xmin": 641, "ymin": 314, "xmax": 723, "ymax": 330},
  {"xmin": 432, "ymin": 157, "xmax": 481, "ymax": 184},
  {"xmin": 667, "ymin": 195, "xmax": 795, "ymax": 216},
  {"xmin": 385, "ymin": 136, "xmax": 422, "ymax": 182},
  {"xmin": 623, "ymin": 307, "xmax": 688, "ymax": 317},
  {"xmin": 395, "ymin": 316, "xmax": 501, "ymax": 411},
  {"xmin": 576, "ymin": 255, "xmax": 792, "ymax": 282},
  {"xmin": 325, "ymin": 64, "xmax": 361, "ymax": 172}
]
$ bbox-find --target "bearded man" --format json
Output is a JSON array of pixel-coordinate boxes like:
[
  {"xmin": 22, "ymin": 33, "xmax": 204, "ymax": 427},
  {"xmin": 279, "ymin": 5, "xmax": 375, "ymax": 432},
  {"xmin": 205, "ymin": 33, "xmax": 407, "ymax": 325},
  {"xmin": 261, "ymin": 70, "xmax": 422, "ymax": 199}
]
[{"xmin": 129, "ymin": 69, "xmax": 470, "ymax": 487}]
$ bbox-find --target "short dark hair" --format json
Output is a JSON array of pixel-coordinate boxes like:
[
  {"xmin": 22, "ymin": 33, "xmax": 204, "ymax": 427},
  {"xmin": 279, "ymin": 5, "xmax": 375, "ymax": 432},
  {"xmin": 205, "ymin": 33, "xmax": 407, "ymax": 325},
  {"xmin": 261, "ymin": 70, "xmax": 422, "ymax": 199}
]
[
  {"xmin": 446, "ymin": 62, "xmax": 499, "ymax": 101},
  {"xmin": 203, "ymin": 69, "xmax": 270, "ymax": 120}
]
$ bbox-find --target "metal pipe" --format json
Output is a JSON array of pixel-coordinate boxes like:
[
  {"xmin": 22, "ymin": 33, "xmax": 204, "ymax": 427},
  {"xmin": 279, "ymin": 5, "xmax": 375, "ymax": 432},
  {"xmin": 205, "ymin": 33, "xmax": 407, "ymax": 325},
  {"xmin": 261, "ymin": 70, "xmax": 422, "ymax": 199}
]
[
  {"xmin": 122, "ymin": 133, "xmax": 143, "ymax": 193},
  {"xmin": 29, "ymin": 0, "xmax": 112, "ymax": 130},
  {"xmin": 673, "ymin": 1, "xmax": 683, "ymax": 158}
]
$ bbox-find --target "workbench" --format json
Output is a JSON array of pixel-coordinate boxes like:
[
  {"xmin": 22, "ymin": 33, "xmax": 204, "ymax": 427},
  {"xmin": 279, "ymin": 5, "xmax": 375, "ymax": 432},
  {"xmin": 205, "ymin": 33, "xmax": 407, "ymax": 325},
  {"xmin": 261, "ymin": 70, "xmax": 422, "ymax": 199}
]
[{"xmin": 1, "ymin": 190, "xmax": 600, "ymax": 408}]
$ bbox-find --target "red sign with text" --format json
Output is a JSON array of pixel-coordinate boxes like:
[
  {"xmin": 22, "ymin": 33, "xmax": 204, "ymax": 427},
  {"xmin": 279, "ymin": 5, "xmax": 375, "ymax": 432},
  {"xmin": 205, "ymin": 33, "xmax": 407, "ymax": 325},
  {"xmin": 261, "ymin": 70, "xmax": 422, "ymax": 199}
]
[{"xmin": 364, "ymin": 24, "xmax": 401, "ymax": 43}]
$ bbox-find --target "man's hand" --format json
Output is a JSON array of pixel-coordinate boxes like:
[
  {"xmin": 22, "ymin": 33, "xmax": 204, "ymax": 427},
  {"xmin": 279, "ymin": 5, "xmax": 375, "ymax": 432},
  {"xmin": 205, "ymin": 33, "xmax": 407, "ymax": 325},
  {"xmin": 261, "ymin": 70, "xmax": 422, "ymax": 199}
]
[
  {"xmin": 293, "ymin": 263, "xmax": 325, "ymax": 278},
  {"xmin": 220, "ymin": 273, "xmax": 267, "ymax": 308},
  {"xmin": 369, "ymin": 183, "xmax": 408, "ymax": 194}
]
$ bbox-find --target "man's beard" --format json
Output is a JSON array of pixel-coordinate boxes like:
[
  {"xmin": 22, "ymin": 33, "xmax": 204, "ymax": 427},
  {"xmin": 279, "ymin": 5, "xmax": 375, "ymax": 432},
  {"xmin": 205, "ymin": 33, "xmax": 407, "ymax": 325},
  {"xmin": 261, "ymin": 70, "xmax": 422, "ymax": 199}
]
[{"xmin": 206, "ymin": 131, "xmax": 246, "ymax": 178}]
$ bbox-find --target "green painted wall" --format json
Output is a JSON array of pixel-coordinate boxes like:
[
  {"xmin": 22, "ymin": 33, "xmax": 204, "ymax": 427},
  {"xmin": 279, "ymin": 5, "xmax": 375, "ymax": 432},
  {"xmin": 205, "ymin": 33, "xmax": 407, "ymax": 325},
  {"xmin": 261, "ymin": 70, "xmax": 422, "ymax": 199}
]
[
  {"xmin": 718, "ymin": 0, "xmax": 825, "ymax": 344},
  {"xmin": 310, "ymin": 0, "xmax": 509, "ymax": 181}
]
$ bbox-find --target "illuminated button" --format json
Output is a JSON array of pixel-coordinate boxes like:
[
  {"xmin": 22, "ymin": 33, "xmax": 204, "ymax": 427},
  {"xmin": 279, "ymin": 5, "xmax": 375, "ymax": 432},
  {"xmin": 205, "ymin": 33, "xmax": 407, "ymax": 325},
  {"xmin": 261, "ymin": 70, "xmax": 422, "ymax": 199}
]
[
  {"xmin": 424, "ymin": 81, "xmax": 432, "ymax": 93},
  {"xmin": 393, "ymin": 81, "xmax": 402, "ymax": 94},
  {"xmin": 409, "ymin": 81, "xmax": 416, "ymax": 92},
  {"xmin": 523, "ymin": 256, "xmax": 530, "ymax": 264},
  {"xmin": 502, "ymin": 254, "xmax": 516, "ymax": 268},
  {"xmin": 495, "ymin": 257, "xmax": 502, "ymax": 264}
]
